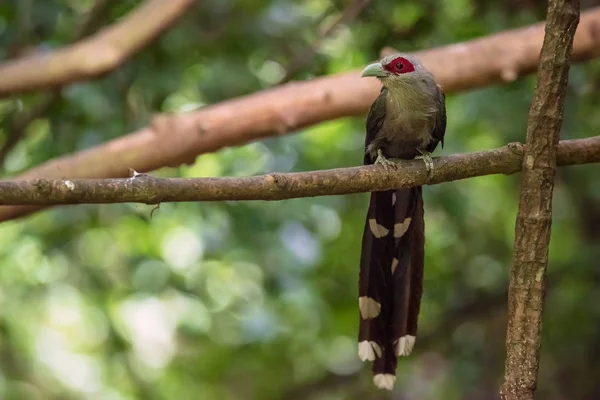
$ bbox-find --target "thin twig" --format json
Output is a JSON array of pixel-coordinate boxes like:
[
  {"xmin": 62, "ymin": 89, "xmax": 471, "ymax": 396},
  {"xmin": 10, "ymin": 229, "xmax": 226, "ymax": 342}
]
[
  {"xmin": 0, "ymin": 138, "xmax": 596, "ymax": 210},
  {"xmin": 77, "ymin": 0, "xmax": 115, "ymax": 39},
  {"xmin": 500, "ymin": 1, "xmax": 580, "ymax": 399},
  {"xmin": 9, "ymin": 0, "xmax": 33, "ymax": 59}
]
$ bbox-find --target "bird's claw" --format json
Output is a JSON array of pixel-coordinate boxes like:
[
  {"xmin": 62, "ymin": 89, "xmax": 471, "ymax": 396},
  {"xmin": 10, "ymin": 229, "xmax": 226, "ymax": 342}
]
[
  {"xmin": 375, "ymin": 149, "xmax": 397, "ymax": 170},
  {"xmin": 416, "ymin": 150, "xmax": 434, "ymax": 179}
]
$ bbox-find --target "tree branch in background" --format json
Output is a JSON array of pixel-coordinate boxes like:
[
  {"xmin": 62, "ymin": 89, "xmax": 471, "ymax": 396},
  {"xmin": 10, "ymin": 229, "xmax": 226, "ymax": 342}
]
[
  {"xmin": 500, "ymin": 1, "xmax": 579, "ymax": 399},
  {"xmin": 279, "ymin": 0, "xmax": 374, "ymax": 83},
  {"xmin": 0, "ymin": 0, "xmax": 197, "ymax": 98},
  {"xmin": 0, "ymin": 138, "xmax": 597, "ymax": 211},
  {"xmin": 0, "ymin": 0, "xmax": 117, "ymax": 166},
  {"xmin": 2, "ymin": 8, "xmax": 600, "ymax": 221}
]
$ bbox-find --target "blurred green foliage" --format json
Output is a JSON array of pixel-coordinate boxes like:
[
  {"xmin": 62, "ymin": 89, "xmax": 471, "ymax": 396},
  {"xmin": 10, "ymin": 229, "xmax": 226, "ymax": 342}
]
[{"xmin": 0, "ymin": 0, "xmax": 599, "ymax": 399}]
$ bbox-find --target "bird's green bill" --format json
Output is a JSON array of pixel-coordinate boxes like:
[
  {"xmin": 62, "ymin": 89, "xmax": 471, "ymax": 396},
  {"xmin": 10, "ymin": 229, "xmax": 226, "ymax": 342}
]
[{"xmin": 361, "ymin": 62, "xmax": 386, "ymax": 77}]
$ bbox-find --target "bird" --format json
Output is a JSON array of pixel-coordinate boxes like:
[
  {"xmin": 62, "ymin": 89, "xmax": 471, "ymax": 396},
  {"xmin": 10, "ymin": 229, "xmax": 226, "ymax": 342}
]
[{"xmin": 357, "ymin": 54, "xmax": 446, "ymax": 390}]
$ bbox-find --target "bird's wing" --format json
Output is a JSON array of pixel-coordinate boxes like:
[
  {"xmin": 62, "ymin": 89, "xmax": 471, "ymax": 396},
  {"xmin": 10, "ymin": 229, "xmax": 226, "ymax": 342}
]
[
  {"xmin": 428, "ymin": 86, "xmax": 447, "ymax": 152},
  {"xmin": 364, "ymin": 87, "xmax": 387, "ymax": 165}
]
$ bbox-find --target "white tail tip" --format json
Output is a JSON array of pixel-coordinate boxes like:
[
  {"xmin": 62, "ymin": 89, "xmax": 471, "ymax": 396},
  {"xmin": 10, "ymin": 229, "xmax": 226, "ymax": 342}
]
[
  {"xmin": 373, "ymin": 373, "xmax": 396, "ymax": 390},
  {"xmin": 358, "ymin": 340, "xmax": 382, "ymax": 361},
  {"xmin": 395, "ymin": 335, "xmax": 416, "ymax": 356}
]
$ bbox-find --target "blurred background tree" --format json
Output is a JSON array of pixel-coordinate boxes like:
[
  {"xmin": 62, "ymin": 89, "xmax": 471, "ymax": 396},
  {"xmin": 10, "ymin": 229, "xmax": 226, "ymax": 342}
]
[{"xmin": 0, "ymin": 0, "xmax": 599, "ymax": 399}]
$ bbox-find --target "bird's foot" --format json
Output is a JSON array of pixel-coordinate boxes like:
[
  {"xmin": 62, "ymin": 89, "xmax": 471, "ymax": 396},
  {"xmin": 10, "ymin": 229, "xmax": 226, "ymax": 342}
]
[
  {"xmin": 374, "ymin": 149, "xmax": 397, "ymax": 170},
  {"xmin": 416, "ymin": 150, "xmax": 434, "ymax": 179}
]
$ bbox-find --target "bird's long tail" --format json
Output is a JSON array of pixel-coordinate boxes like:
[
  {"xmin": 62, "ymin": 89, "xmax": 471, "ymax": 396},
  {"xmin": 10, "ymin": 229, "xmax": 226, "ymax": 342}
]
[{"xmin": 357, "ymin": 186, "xmax": 425, "ymax": 390}]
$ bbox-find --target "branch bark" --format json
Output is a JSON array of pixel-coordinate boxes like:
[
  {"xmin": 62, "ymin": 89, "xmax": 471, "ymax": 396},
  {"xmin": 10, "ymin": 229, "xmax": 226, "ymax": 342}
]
[
  {"xmin": 0, "ymin": 138, "xmax": 597, "ymax": 212},
  {"xmin": 0, "ymin": 0, "xmax": 197, "ymax": 98},
  {"xmin": 3, "ymin": 8, "xmax": 600, "ymax": 221},
  {"xmin": 500, "ymin": 1, "xmax": 580, "ymax": 400}
]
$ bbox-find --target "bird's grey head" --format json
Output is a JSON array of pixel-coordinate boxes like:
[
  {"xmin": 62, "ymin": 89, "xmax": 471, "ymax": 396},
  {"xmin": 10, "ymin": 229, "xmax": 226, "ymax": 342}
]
[{"xmin": 360, "ymin": 54, "xmax": 431, "ymax": 86}]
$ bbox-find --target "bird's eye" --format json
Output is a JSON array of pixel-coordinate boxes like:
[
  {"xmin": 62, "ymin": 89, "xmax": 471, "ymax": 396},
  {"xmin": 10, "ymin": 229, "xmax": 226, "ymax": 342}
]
[{"xmin": 395, "ymin": 62, "xmax": 404, "ymax": 71}]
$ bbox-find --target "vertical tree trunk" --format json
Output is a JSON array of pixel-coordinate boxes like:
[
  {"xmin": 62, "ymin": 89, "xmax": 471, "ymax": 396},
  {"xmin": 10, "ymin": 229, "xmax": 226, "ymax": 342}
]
[{"xmin": 500, "ymin": 1, "xmax": 580, "ymax": 399}]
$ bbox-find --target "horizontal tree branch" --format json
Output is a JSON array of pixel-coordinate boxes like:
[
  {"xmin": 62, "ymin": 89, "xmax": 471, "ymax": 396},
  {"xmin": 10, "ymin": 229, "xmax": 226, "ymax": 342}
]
[
  {"xmin": 0, "ymin": 0, "xmax": 197, "ymax": 98},
  {"xmin": 0, "ymin": 137, "xmax": 597, "ymax": 210}
]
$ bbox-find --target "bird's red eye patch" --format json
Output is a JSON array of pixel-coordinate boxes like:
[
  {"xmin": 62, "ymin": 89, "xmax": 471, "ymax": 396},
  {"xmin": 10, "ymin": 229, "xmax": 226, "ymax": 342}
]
[{"xmin": 383, "ymin": 57, "xmax": 415, "ymax": 74}]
